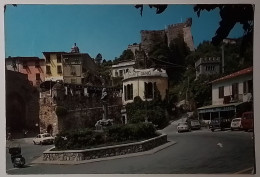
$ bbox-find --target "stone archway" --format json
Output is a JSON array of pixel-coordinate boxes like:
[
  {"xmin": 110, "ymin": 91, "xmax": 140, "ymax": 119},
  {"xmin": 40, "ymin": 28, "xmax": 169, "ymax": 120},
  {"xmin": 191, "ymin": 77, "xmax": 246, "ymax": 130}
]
[
  {"xmin": 6, "ymin": 92, "xmax": 26, "ymax": 133},
  {"xmin": 47, "ymin": 124, "xmax": 53, "ymax": 136}
]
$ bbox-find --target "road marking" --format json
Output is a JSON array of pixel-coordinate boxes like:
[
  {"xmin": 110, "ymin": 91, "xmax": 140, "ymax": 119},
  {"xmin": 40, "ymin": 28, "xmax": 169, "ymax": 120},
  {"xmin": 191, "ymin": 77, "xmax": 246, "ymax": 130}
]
[{"xmin": 217, "ymin": 143, "xmax": 223, "ymax": 148}]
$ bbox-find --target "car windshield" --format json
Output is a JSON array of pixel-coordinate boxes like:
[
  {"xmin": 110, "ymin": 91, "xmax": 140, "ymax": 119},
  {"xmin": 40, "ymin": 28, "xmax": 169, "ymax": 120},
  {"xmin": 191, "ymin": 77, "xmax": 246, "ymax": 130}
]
[
  {"xmin": 232, "ymin": 118, "xmax": 241, "ymax": 122},
  {"xmin": 43, "ymin": 134, "xmax": 51, "ymax": 137},
  {"xmin": 179, "ymin": 122, "xmax": 187, "ymax": 126}
]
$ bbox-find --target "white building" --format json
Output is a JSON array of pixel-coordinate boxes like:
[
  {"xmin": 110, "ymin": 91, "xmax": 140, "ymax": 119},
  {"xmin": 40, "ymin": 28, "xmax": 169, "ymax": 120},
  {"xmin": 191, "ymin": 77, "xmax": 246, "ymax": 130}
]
[
  {"xmin": 197, "ymin": 67, "xmax": 253, "ymax": 122},
  {"xmin": 122, "ymin": 68, "xmax": 168, "ymax": 105},
  {"xmin": 111, "ymin": 60, "xmax": 135, "ymax": 78},
  {"xmin": 121, "ymin": 68, "xmax": 168, "ymax": 124},
  {"xmin": 211, "ymin": 67, "xmax": 253, "ymax": 105}
]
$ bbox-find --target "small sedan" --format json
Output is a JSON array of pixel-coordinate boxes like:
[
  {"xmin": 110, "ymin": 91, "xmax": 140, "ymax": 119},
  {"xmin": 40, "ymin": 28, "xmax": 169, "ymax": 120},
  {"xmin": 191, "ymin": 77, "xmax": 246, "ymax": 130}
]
[
  {"xmin": 33, "ymin": 133, "xmax": 54, "ymax": 145},
  {"xmin": 231, "ymin": 118, "xmax": 243, "ymax": 131},
  {"xmin": 177, "ymin": 122, "xmax": 191, "ymax": 133}
]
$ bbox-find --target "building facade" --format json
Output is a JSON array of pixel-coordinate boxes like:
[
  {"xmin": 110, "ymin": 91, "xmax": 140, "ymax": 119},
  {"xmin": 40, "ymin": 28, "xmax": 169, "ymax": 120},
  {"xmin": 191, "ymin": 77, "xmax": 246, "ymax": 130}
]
[
  {"xmin": 195, "ymin": 57, "xmax": 221, "ymax": 79},
  {"xmin": 122, "ymin": 68, "xmax": 168, "ymax": 105},
  {"xmin": 211, "ymin": 67, "xmax": 253, "ymax": 105},
  {"xmin": 111, "ymin": 61, "xmax": 136, "ymax": 78},
  {"xmin": 5, "ymin": 57, "xmax": 45, "ymax": 87},
  {"xmin": 62, "ymin": 52, "xmax": 97, "ymax": 84},
  {"xmin": 43, "ymin": 44, "xmax": 97, "ymax": 84},
  {"xmin": 43, "ymin": 52, "xmax": 65, "ymax": 82},
  {"xmin": 197, "ymin": 67, "xmax": 253, "ymax": 123}
]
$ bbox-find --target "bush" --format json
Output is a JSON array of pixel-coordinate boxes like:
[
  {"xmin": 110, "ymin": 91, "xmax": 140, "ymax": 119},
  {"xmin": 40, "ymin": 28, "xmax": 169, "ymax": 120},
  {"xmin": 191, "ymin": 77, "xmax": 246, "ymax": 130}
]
[
  {"xmin": 54, "ymin": 123, "xmax": 157, "ymax": 150},
  {"xmin": 56, "ymin": 106, "xmax": 68, "ymax": 117}
]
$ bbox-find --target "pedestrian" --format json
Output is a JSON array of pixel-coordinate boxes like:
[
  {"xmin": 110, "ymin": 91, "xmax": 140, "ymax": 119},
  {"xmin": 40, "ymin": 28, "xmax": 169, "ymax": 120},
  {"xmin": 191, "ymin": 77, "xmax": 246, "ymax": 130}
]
[{"xmin": 24, "ymin": 130, "xmax": 28, "ymax": 138}]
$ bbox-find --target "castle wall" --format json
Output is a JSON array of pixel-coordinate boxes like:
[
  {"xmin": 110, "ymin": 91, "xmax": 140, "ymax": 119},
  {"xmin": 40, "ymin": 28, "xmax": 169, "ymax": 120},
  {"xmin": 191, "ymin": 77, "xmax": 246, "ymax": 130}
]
[{"xmin": 39, "ymin": 88, "xmax": 122, "ymax": 135}]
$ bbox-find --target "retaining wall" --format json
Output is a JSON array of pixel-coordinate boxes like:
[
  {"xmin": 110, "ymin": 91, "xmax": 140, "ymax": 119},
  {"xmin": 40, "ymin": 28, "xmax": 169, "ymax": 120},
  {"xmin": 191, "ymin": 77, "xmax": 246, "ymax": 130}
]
[{"xmin": 43, "ymin": 134, "xmax": 167, "ymax": 161}]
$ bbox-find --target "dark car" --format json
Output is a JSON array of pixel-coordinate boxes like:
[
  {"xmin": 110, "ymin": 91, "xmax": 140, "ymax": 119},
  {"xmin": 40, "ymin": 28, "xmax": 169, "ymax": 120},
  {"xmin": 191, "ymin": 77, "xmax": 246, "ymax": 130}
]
[
  {"xmin": 209, "ymin": 117, "xmax": 231, "ymax": 132},
  {"xmin": 241, "ymin": 111, "xmax": 254, "ymax": 131},
  {"xmin": 187, "ymin": 119, "xmax": 201, "ymax": 130}
]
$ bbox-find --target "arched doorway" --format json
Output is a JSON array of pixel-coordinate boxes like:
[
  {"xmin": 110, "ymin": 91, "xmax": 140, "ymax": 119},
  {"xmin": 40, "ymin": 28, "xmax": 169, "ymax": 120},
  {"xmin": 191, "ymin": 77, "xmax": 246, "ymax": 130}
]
[
  {"xmin": 47, "ymin": 124, "xmax": 53, "ymax": 136},
  {"xmin": 6, "ymin": 92, "xmax": 26, "ymax": 133}
]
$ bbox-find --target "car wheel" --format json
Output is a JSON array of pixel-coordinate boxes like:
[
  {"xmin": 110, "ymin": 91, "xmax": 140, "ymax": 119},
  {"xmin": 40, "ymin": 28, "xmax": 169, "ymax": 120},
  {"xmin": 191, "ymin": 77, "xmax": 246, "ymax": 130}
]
[
  {"xmin": 40, "ymin": 141, "xmax": 42, "ymax": 145},
  {"xmin": 231, "ymin": 128, "xmax": 234, "ymax": 131},
  {"xmin": 211, "ymin": 129, "xmax": 215, "ymax": 132}
]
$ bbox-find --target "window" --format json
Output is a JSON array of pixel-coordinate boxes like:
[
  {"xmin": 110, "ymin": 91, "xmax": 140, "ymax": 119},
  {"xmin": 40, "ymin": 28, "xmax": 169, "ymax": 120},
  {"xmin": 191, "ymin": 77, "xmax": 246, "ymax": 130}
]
[
  {"xmin": 145, "ymin": 82, "xmax": 153, "ymax": 99},
  {"xmin": 243, "ymin": 81, "xmax": 247, "ymax": 94},
  {"xmin": 71, "ymin": 79, "xmax": 76, "ymax": 84},
  {"xmin": 36, "ymin": 73, "xmax": 41, "ymax": 80},
  {"xmin": 119, "ymin": 70, "xmax": 123, "ymax": 77},
  {"xmin": 232, "ymin": 83, "xmax": 239, "ymax": 95},
  {"xmin": 57, "ymin": 66, "xmax": 62, "ymax": 74},
  {"xmin": 232, "ymin": 83, "xmax": 239, "ymax": 100},
  {"xmin": 57, "ymin": 54, "xmax": 61, "ymax": 63},
  {"xmin": 219, "ymin": 86, "xmax": 224, "ymax": 98},
  {"xmin": 22, "ymin": 61, "xmax": 27, "ymax": 69},
  {"xmin": 70, "ymin": 66, "xmax": 76, "ymax": 75},
  {"xmin": 124, "ymin": 84, "xmax": 133, "ymax": 101},
  {"xmin": 46, "ymin": 56, "xmax": 50, "ymax": 63},
  {"xmin": 35, "ymin": 61, "xmax": 40, "ymax": 68},
  {"xmin": 46, "ymin": 65, "xmax": 51, "ymax": 74}
]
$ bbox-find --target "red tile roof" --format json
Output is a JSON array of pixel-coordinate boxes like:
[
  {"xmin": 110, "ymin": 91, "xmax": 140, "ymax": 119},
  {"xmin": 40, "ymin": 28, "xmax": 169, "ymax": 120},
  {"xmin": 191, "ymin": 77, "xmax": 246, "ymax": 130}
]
[{"xmin": 211, "ymin": 67, "xmax": 253, "ymax": 84}]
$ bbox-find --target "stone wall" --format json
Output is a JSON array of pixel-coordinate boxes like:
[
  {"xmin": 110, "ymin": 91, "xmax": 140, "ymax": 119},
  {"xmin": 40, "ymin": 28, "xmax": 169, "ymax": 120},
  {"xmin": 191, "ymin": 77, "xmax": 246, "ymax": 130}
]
[
  {"xmin": 39, "ymin": 87, "xmax": 123, "ymax": 135},
  {"xmin": 42, "ymin": 134, "xmax": 167, "ymax": 161}
]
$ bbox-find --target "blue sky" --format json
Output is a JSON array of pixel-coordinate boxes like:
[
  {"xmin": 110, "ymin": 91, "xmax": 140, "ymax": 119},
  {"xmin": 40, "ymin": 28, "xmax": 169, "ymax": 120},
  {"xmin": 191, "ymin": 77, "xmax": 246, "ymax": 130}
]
[{"xmin": 4, "ymin": 4, "xmax": 244, "ymax": 61}]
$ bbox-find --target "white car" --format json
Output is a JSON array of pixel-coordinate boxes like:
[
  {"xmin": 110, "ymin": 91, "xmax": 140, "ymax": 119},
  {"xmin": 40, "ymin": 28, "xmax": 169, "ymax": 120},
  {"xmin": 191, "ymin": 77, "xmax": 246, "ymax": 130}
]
[
  {"xmin": 33, "ymin": 133, "xmax": 54, "ymax": 145},
  {"xmin": 231, "ymin": 118, "xmax": 243, "ymax": 130},
  {"xmin": 177, "ymin": 122, "xmax": 191, "ymax": 133}
]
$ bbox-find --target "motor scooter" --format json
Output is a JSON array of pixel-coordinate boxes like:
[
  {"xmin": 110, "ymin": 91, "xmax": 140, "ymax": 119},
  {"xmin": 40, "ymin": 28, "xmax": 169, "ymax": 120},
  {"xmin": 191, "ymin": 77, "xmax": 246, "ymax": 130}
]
[{"xmin": 8, "ymin": 144, "xmax": 25, "ymax": 168}]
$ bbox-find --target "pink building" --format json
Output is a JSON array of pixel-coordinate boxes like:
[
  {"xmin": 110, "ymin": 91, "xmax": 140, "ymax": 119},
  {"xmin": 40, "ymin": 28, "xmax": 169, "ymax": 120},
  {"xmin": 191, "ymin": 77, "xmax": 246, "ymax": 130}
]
[{"xmin": 6, "ymin": 57, "xmax": 45, "ymax": 87}]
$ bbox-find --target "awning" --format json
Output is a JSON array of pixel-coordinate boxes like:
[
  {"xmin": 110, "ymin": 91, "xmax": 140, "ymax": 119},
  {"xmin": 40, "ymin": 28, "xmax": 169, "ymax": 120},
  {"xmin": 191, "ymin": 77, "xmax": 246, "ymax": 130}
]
[
  {"xmin": 40, "ymin": 81, "xmax": 57, "ymax": 89},
  {"xmin": 197, "ymin": 102, "xmax": 245, "ymax": 113}
]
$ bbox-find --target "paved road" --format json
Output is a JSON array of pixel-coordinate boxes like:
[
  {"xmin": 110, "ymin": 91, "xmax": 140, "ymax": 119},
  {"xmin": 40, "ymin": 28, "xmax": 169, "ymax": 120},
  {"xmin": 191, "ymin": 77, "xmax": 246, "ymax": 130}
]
[{"xmin": 6, "ymin": 122, "xmax": 255, "ymax": 174}]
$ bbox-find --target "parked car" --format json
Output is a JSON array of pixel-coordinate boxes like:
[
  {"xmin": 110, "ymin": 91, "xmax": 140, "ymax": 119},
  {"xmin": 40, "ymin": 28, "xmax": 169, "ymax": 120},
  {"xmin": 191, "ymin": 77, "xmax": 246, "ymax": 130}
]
[
  {"xmin": 189, "ymin": 120, "xmax": 201, "ymax": 130},
  {"xmin": 33, "ymin": 133, "xmax": 54, "ymax": 145},
  {"xmin": 177, "ymin": 122, "xmax": 191, "ymax": 133},
  {"xmin": 231, "ymin": 118, "xmax": 243, "ymax": 130},
  {"xmin": 209, "ymin": 117, "xmax": 232, "ymax": 132},
  {"xmin": 241, "ymin": 111, "xmax": 254, "ymax": 131}
]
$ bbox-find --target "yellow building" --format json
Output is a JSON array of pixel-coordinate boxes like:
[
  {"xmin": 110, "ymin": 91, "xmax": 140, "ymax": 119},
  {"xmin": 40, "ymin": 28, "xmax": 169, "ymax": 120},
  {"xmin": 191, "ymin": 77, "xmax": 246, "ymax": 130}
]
[{"xmin": 43, "ymin": 52, "xmax": 65, "ymax": 81}]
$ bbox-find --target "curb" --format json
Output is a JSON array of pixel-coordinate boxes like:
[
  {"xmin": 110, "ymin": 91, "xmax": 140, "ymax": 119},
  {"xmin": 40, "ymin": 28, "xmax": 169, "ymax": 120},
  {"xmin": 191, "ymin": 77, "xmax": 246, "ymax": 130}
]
[{"xmin": 30, "ymin": 141, "xmax": 176, "ymax": 165}]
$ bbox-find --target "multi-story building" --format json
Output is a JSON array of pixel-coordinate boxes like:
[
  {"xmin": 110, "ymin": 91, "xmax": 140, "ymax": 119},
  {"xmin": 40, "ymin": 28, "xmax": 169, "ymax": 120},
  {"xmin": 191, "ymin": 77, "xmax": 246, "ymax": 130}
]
[
  {"xmin": 43, "ymin": 43, "xmax": 97, "ymax": 84},
  {"xmin": 111, "ymin": 60, "xmax": 136, "ymax": 86},
  {"xmin": 43, "ymin": 52, "xmax": 66, "ymax": 82},
  {"xmin": 197, "ymin": 67, "xmax": 253, "ymax": 123},
  {"xmin": 62, "ymin": 52, "xmax": 97, "ymax": 84},
  {"xmin": 195, "ymin": 57, "xmax": 221, "ymax": 79},
  {"xmin": 5, "ymin": 56, "xmax": 45, "ymax": 87}
]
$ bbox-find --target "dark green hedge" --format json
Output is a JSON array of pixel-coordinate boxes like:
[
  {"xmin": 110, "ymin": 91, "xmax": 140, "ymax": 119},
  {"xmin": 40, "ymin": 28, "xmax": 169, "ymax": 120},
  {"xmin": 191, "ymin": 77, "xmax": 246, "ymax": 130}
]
[{"xmin": 54, "ymin": 122, "xmax": 157, "ymax": 150}]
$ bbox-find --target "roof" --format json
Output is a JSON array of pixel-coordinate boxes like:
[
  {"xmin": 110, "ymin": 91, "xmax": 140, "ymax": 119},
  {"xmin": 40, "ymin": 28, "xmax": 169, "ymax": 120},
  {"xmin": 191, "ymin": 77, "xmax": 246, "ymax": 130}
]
[
  {"xmin": 42, "ymin": 52, "xmax": 66, "ymax": 58},
  {"xmin": 197, "ymin": 102, "xmax": 244, "ymax": 110},
  {"xmin": 211, "ymin": 67, "xmax": 253, "ymax": 84},
  {"xmin": 6, "ymin": 57, "xmax": 44, "ymax": 61}
]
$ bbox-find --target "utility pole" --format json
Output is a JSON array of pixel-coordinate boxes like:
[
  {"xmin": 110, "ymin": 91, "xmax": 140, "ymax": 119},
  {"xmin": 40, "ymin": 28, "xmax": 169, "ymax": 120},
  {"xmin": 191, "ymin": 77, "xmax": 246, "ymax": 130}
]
[{"xmin": 185, "ymin": 76, "xmax": 190, "ymax": 111}]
